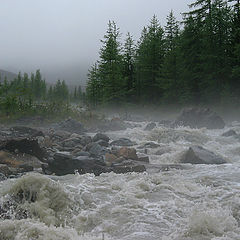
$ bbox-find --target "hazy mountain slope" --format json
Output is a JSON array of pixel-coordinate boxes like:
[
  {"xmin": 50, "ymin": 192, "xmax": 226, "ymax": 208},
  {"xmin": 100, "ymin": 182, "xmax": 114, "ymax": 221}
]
[{"xmin": 0, "ymin": 69, "xmax": 17, "ymax": 81}]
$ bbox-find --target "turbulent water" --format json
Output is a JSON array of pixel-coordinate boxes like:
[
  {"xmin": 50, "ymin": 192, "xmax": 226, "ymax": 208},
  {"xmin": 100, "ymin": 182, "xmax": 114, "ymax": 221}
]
[{"xmin": 1, "ymin": 121, "xmax": 240, "ymax": 240}]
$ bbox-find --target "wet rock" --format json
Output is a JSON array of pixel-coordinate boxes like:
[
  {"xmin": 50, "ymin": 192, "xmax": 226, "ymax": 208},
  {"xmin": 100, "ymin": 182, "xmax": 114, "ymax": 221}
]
[
  {"xmin": 79, "ymin": 136, "xmax": 92, "ymax": 146},
  {"xmin": 0, "ymin": 173, "xmax": 6, "ymax": 181},
  {"xmin": 10, "ymin": 126, "xmax": 44, "ymax": 138},
  {"xmin": 222, "ymin": 129, "xmax": 237, "ymax": 137},
  {"xmin": 116, "ymin": 147, "xmax": 138, "ymax": 160},
  {"xmin": 85, "ymin": 142, "xmax": 107, "ymax": 157},
  {"xmin": 73, "ymin": 151, "xmax": 90, "ymax": 157},
  {"xmin": 174, "ymin": 107, "xmax": 225, "ymax": 129},
  {"xmin": 138, "ymin": 142, "xmax": 160, "ymax": 149},
  {"xmin": 144, "ymin": 122, "xmax": 156, "ymax": 131},
  {"xmin": 61, "ymin": 137, "xmax": 83, "ymax": 148},
  {"xmin": 0, "ymin": 151, "xmax": 43, "ymax": 172},
  {"xmin": 93, "ymin": 133, "xmax": 110, "ymax": 142},
  {"xmin": 54, "ymin": 118, "xmax": 86, "ymax": 134},
  {"xmin": 105, "ymin": 153, "xmax": 118, "ymax": 166},
  {"xmin": 96, "ymin": 140, "xmax": 109, "ymax": 147},
  {"xmin": 137, "ymin": 155, "xmax": 150, "ymax": 163},
  {"xmin": 0, "ymin": 164, "xmax": 11, "ymax": 176},
  {"xmin": 180, "ymin": 145, "xmax": 227, "ymax": 164},
  {"xmin": 46, "ymin": 153, "xmax": 108, "ymax": 176},
  {"xmin": 52, "ymin": 130, "xmax": 71, "ymax": 140},
  {"xmin": 111, "ymin": 138, "xmax": 135, "ymax": 147},
  {"xmin": 0, "ymin": 138, "xmax": 46, "ymax": 160}
]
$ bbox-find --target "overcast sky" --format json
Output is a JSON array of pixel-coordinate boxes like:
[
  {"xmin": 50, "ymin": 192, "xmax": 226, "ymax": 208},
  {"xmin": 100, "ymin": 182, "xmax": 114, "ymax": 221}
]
[{"xmin": 0, "ymin": 0, "xmax": 190, "ymax": 85}]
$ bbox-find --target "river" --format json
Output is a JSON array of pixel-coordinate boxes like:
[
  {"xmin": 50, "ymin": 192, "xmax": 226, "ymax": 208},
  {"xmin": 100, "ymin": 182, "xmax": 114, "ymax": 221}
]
[{"xmin": 1, "ymin": 120, "xmax": 240, "ymax": 240}]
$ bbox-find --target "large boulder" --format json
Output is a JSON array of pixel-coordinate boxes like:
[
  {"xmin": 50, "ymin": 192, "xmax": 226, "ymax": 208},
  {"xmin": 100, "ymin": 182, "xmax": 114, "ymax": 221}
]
[
  {"xmin": 0, "ymin": 138, "xmax": 46, "ymax": 161},
  {"xmin": 93, "ymin": 133, "xmax": 110, "ymax": 143},
  {"xmin": 46, "ymin": 152, "xmax": 108, "ymax": 176},
  {"xmin": 45, "ymin": 152, "xmax": 147, "ymax": 176},
  {"xmin": 180, "ymin": 145, "xmax": 227, "ymax": 164},
  {"xmin": 85, "ymin": 142, "xmax": 108, "ymax": 157},
  {"xmin": 174, "ymin": 107, "xmax": 225, "ymax": 129},
  {"xmin": 222, "ymin": 129, "xmax": 237, "ymax": 137},
  {"xmin": 10, "ymin": 126, "xmax": 44, "ymax": 138},
  {"xmin": 116, "ymin": 147, "xmax": 138, "ymax": 160}
]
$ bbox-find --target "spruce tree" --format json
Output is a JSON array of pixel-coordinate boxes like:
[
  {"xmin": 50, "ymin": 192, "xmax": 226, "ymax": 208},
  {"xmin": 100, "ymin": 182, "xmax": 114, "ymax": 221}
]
[
  {"xmin": 158, "ymin": 11, "xmax": 180, "ymax": 103},
  {"xmin": 98, "ymin": 21, "xmax": 124, "ymax": 104},
  {"xmin": 123, "ymin": 32, "xmax": 135, "ymax": 101},
  {"xmin": 135, "ymin": 15, "xmax": 165, "ymax": 102}
]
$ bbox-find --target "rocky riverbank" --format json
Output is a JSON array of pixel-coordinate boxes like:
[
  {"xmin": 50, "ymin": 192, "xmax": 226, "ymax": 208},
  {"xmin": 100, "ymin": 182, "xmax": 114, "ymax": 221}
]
[{"xmin": 0, "ymin": 107, "xmax": 231, "ymax": 180}]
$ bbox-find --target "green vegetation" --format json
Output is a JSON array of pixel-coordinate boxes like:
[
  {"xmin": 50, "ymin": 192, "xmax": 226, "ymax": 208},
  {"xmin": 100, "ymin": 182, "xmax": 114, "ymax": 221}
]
[
  {"xmin": 86, "ymin": 0, "xmax": 240, "ymax": 107},
  {"xmin": 0, "ymin": 69, "xmax": 85, "ymax": 121}
]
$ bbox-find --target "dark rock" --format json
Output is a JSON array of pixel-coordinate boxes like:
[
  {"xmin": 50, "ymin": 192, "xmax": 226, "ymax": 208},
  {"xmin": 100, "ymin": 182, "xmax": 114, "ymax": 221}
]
[
  {"xmin": 0, "ymin": 164, "xmax": 11, "ymax": 176},
  {"xmin": 46, "ymin": 153, "xmax": 108, "ymax": 176},
  {"xmin": 180, "ymin": 145, "xmax": 227, "ymax": 164},
  {"xmin": 137, "ymin": 155, "xmax": 150, "ymax": 163},
  {"xmin": 0, "ymin": 173, "xmax": 6, "ymax": 181},
  {"xmin": 174, "ymin": 107, "xmax": 225, "ymax": 129},
  {"xmin": 138, "ymin": 142, "xmax": 160, "ymax": 149},
  {"xmin": 144, "ymin": 122, "xmax": 157, "ymax": 131},
  {"xmin": 52, "ymin": 130, "xmax": 71, "ymax": 140},
  {"xmin": 10, "ymin": 126, "xmax": 44, "ymax": 138},
  {"xmin": 93, "ymin": 133, "xmax": 110, "ymax": 142},
  {"xmin": 79, "ymin": 136, "xmax": 92, "ymax": 146},
  {"xmin": 222, "ymin": 130, "xmax": 237, "ymax": 137},
  {"xmin": 0, "ymin": 138, "xmax": 46, "ymax": 160},
  {"xmin": 96, "ymin": 140, "xmax": 109, "ymax": 147},
  {"xmin": 85, "ymin": 142, "xmax": 107, "ymax": 157},
  {"xmin": 54, "ymin": 118, "xmax": 86, "ymax": 134},
  {"xmin": 61, "ymin": 137, "xmax": 83, "ymax": 148},
  {"xmin": 73, "ymin": 151, "xmax": 90, "ymax": 157},
  {"xmin": 111, "ymin": 138, "xmax": 135, "ymax": 147}
]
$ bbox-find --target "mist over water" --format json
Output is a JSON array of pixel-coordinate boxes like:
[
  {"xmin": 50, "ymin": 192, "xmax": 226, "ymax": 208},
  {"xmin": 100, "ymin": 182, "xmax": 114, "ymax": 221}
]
[{"xmin": 1, "ymin": 118, "xmax": 240, "ymax": 240}]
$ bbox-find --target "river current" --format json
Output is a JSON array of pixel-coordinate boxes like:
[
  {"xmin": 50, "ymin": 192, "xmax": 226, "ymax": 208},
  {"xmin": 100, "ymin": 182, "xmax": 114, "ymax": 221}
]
[{"xmin": 1, "ymin": 120, "xmax": 240, "ymax": 240}]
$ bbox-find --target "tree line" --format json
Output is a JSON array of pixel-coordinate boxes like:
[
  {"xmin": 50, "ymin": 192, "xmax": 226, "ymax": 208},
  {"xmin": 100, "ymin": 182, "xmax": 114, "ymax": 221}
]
[
  {"xmin": 0, "ymin": 69, "xmax": 85, "ymax": 103},
  {"xmin": 0, "ymin": 69, "xmax": 85, "ymax": 116},
  {"xmin": 86, "ymin": 0, "xmax": 240, "ymax": 107}
]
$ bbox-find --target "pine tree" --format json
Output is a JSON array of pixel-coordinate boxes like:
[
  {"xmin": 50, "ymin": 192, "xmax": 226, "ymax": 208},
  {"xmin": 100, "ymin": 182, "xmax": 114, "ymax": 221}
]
[
  {"xmin": 135, "ymin": 15, "xmax": 165, "ymax": 102},
  {"xmin": 158, "ymin": 11, "xmax": 180, "ymax": 103},
  {"xmin": 87, "ymin": 63, "xmax": 101, "ymax": 106},
  {"xmin": 98, "ymin": 21, "xmax": 124, "ymax": 104},
  {"xmin": 123, "ymin": 32, "xmax": 135, "ymax": 101}
]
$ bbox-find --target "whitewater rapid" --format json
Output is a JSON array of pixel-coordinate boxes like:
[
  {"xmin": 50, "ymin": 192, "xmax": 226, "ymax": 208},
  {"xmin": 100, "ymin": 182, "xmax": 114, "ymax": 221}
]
[{"xmin": 1, "ymin": 121, "xmax": 240, "ymax": 240}]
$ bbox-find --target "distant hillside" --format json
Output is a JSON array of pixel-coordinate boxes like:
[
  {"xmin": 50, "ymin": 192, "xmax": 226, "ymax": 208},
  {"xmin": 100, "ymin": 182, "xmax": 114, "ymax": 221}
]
[{"xmin": 0, "ymin": 69, "xmax": 17, "ymax": 82}]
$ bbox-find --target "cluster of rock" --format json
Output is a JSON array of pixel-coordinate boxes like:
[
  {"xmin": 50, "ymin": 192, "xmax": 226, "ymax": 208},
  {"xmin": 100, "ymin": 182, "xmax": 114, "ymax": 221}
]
[
  {"xmin": 0, "ymin": 106, "xmax": 231, "ymax": 180},
  {"xmin": 0, "ymin": 119, "xmax": 149, "ymax": 179}
]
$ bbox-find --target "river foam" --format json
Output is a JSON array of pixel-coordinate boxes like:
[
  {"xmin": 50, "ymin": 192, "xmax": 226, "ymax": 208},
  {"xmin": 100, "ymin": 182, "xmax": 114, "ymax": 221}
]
[{"xmin": 1, "ymin": 122, "xmax": 240, "ymax": 239}]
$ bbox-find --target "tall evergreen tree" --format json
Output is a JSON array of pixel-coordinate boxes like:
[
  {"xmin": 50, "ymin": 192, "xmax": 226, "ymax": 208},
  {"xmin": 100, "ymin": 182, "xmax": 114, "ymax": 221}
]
[
  {"xmin": 123, "ymin": 32, "xmax": 135, "ymax": 101},
  {"xmin": 98, "ymin": 21, "xmax": 124, "ymax": 104},
  {"xmin": 158, "ymin": 11, "xmax": 180, "ymax": 103},
  {"xmin": 135, "ymin": 15, "xmax": 165, "ymax": 102}
]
